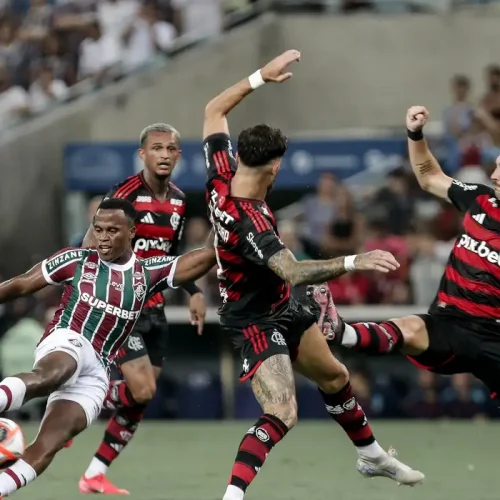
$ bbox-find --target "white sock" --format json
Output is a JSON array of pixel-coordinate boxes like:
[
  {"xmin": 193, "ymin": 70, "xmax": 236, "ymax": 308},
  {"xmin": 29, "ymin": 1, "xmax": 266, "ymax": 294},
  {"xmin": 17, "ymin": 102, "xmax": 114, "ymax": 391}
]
[
  {"xmin": 341, "ymin": 325, "xmax": 358, "ymax": 347},
  {"xmin": 223, "ymin": 484, "xmax": 245, "ymax": 500},
  {"xmin": 357, "ymin": 440, "xmax": 386, "ymax": 460},
  {"xmin": 0, "ymin": 459, "xmax": 37, "ymax": 496},
  {"xmin": 0, "ymin": 377, "xmax": 27, "ymax": 412},
  {"xmin": 85, "ymin": 457, "xmax": 108, "ymax": 478}
]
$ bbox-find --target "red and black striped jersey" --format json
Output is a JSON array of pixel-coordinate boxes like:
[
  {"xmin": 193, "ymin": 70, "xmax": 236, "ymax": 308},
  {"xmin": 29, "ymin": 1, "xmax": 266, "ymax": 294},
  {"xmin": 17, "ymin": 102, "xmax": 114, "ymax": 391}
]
[
  {"xmin": 431, "ymin": 179, "xmax": 500, "ymax": 330},
  {"xmin": 105, "ymin": 172, "xmax": 186, "ymax": 308},
  {"xmin": 204, "ymin": 133, "xmax": 290, "ymax": 320}
]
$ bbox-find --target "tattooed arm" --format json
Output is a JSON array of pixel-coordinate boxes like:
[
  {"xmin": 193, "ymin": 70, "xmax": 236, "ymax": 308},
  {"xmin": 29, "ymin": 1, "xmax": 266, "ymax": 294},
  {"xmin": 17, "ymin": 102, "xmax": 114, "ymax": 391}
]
[
  {"xmin": 267, "ymin": 248, "xmax": 399, "ymax": 286},
  {"xmin": 406, "ymin": 105, "xmax": 453, "ymax": 201}
]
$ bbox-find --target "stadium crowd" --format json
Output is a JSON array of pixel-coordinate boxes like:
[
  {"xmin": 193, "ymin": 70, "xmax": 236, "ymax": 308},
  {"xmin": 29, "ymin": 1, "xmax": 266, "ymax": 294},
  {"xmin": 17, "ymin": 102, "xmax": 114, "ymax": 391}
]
[{"xmin": 0, "ymin": 0, "xmax": 226, "ymax": 129}]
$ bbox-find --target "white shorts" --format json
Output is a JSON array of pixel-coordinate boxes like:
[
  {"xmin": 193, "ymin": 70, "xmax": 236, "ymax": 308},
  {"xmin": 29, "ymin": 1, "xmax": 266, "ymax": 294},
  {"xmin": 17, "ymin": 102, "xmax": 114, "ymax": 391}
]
[{"xmin": 34, "ymin": 329, "xmax": 109, "ymax": 426}]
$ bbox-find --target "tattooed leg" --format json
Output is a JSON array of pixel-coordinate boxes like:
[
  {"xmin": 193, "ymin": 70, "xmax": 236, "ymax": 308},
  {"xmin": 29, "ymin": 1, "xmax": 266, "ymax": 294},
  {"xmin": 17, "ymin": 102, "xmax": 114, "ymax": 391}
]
[{"xmin": 222, "ymin": 355, "xmax": 295, "ymax": 500}]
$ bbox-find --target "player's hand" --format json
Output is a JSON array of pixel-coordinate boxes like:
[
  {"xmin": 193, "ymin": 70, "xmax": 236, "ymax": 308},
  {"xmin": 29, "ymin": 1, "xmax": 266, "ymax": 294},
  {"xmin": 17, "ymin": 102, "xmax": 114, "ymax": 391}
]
[
  {"xmin": 354, "ymin": 250, "xmax": 400, "ymax": 273},
  {"xmin": 189, "ymin": 292, "xmax": 206, "ymax": 335},
  {"xmin": 406, "ymin": 106, "xmax": 429, "ymax": 132},
  {"xmin": 261, "ymin": 50, "xmax": 301, "ymax": 84}
]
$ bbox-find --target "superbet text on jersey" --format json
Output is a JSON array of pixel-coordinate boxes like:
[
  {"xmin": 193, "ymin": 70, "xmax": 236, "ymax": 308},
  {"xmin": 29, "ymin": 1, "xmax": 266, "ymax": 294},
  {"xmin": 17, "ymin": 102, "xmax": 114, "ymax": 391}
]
[
  {"xmin": 204, "ymin": 133, "xmax": 290, "ymax": 319},
  {"xmin": 431, "ymin": 179, "xmax": 500, "ymax": 325},
  {"xmin": 104, "ymin": 172, "xmax": 186, "ymax": 307},
  {"xmin": 41, "ymin": 248, "xmax": 178, "ymax": 366}
]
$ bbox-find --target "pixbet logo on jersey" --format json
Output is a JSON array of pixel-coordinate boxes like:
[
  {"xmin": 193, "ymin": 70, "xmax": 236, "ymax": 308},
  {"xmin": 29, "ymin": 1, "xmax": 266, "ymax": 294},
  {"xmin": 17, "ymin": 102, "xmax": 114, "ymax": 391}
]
[
  {"xmin": 134, "ymin": 238, "xmax": 172, "ymax": 253},
  {"xmin": 457, "ymin": 234, "xmax": 500, "ymax": 264}
]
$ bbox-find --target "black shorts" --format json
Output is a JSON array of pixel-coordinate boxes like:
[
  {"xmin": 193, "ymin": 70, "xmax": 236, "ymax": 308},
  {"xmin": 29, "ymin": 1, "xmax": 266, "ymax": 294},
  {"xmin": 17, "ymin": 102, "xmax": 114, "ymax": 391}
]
[
  {"xmin": 114, "ymin": 307, "xmax": 169, "ymax": 369},
  {"xmin": 407, "ymin": 313, "xmax": 500, "ymax": 395},
  {"xmin": 221, "ymin": 298, "xmax": 316, "ymax": 382}
]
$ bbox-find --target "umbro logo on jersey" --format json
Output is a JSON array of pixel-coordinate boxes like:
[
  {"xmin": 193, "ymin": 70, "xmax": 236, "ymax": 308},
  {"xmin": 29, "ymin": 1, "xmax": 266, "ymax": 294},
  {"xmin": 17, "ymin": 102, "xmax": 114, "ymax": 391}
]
[
  {"xmin": 140, "ymin": 213, "xmax": 154, "ymax": 224},
  {"xmin": 136, "ymin": 196, "xmax": 152, "ymax": 203},
  {"xmin": 472, "ymin": 213, "xmax": 486, "ymax": 225}
]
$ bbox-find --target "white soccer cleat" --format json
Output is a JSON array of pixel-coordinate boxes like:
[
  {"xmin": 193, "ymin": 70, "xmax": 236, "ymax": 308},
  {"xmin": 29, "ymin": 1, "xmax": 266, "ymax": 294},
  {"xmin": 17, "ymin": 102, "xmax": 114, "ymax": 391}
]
[{"xmin": 356, "ymin": 446, "xmax": 425, "ymax": 486}]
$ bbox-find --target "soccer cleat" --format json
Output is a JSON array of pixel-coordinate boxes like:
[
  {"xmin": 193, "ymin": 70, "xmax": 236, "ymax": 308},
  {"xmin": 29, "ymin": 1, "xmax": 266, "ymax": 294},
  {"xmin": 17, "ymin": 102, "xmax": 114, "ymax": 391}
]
[
  {"xmin": 356, "ymin": 446, "xmax": 425, "ymax": 486},
  {"xmin": 79, "ymin": 474, "xmax": 130, "ymax": 495},
  {"xmin": 306, "ymin": 284, "xmax": 345, "ymax": 343}
]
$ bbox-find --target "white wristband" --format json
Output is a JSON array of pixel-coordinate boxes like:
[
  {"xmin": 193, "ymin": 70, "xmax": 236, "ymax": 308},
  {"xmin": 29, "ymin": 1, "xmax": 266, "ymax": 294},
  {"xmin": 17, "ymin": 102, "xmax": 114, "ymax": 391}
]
[
  {"xmin": 248, "ymin": 70, "xmax": 265, "ymax": 90},
  {"xmin": 344, "ymin": 255, "xmax": 356, "ymax": 272}
]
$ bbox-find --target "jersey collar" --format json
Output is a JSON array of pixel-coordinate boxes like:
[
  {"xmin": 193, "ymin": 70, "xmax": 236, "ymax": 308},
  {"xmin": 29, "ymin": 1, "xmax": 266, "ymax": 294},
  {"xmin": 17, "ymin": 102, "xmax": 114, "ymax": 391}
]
[{"xmin": 101, "ymin": 253, "xmax": 136, "ymax": 271}]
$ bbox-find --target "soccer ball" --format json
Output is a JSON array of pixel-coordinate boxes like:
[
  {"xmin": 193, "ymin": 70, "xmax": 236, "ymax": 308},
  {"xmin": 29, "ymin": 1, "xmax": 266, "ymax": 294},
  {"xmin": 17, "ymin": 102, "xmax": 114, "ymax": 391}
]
[{"xmin": 0, "ymin": 419, "xmax": 25, "ymax": 467}]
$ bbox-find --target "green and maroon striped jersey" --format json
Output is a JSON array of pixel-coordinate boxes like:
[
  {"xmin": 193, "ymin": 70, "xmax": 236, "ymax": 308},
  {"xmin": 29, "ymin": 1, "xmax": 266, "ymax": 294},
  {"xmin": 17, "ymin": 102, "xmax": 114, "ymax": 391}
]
[{"xmin": 41, "ymin": 248, "xmax": 178, "ymax": 366}]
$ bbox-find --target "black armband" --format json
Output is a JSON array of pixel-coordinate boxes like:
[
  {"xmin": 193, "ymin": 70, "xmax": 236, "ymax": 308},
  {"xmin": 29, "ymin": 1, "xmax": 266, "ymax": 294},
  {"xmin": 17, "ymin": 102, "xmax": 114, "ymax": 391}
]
[
  {"xmin": 407, "ymin": 129, "xmax": 424, "ymax": 141},
  {"xmin": 182, "ymin": 282, "xmax": 203, "ymax": 296}
]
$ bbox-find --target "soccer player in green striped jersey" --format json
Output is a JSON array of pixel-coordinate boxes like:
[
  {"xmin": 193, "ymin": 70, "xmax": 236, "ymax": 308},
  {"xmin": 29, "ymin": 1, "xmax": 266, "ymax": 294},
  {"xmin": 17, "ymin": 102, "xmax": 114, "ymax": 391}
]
[{"xmin": 0, "ymin": 198, "xmax": 216, "ymax": 499}]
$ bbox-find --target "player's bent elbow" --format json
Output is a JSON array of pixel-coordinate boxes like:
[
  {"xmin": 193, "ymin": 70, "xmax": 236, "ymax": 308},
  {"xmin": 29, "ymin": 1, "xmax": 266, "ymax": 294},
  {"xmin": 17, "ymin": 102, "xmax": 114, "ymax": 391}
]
[{"xmin": 130, "ymin": 382, "xmax": 156, "ymax": 405}]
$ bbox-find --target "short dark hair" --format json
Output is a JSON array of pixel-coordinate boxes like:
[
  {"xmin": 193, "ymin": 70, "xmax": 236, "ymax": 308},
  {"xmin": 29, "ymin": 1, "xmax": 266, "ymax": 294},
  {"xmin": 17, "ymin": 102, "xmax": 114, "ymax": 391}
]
[
  {"xmin": 452, "ymin": 74, "xmax": 470, "ymax": 87},
  {"xmin": 97, "ymin": 198, "xmax": 137, "ymax": 225},
  {"xmin": 237, "ymin": 124, "xmax": 288, "ymax": 167},
  {"xmin": 139, "ymin": 123, "xmax": 180, "ymax": 147}
]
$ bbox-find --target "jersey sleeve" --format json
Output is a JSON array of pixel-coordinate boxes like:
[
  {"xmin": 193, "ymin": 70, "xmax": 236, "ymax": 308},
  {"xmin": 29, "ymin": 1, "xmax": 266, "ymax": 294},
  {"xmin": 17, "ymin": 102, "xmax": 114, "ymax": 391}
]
[
  {"xmin": 144, "ymin": 255, "xmax": 179, "ymax": 295},
  {"xmin": 447, "ymin": 179, "xmax": 494, "ymax": 212},
  {"xmin": 236, "ymin": 208, "xmax": 286, "ymax": 266},
  {"xmin": 41, "ymin": 248, "xmax": 85, "ymax": 285},
  {"xmin": 203, "ymin": 133, "xmax": 237, "ymax": 186}
]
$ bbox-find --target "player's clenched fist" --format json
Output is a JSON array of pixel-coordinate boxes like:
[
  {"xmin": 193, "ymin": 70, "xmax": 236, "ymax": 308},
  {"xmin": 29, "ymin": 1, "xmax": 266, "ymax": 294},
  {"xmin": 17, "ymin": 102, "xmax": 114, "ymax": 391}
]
[
  {"xmin": 261, "ymin": 50, "xmax": 301, "ymax": 83},
  {"xmin": 406, "ymin": 106, "xmax": 429, "ymax": 132},
  {"xmin": 354, "ymin": 250, "xmax": 400, "ymax": 273}
]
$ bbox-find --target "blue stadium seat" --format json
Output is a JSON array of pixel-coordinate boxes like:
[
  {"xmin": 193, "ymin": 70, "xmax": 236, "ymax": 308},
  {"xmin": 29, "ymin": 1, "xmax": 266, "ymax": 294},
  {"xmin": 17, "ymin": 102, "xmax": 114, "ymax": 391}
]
[{"xmin": 177, "ymin": 371, "xmax": 222, "ymax": 419}]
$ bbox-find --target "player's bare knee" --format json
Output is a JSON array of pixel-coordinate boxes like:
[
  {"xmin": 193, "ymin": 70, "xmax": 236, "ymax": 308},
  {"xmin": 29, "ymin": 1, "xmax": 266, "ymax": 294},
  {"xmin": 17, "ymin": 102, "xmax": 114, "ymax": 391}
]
[
  {"xmin": 390, "ymin": 315, "xmax": 429, "ymax": 354},
  {"xmin": 129, "ymin": 381, "xmax": 156, "ymax": 404},
  {"xmin": 265, "ymin": 397, "xmax": 298, "ymax": 429},
  {"xmin": 316, "ymin": 362, "xmax": 349, "ymax": 394}
]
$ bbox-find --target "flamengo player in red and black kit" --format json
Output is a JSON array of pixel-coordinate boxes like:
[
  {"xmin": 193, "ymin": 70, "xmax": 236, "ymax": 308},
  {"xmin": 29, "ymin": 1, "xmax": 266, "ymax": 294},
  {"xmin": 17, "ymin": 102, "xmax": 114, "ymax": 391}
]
[
  {"xmin": 77, "ymin": 124, "xmax": 207, "ymax": 495},
  {"xmin": 0, "ymin": 198, "xmax": 215, "ymax": 500},
  {"xmin": 203, "ymin": 50, "xmax": 424, "ymax": 500},
  {"xmin": 311, "ymin": 105, "xmax": 500, "ymax": 416}
]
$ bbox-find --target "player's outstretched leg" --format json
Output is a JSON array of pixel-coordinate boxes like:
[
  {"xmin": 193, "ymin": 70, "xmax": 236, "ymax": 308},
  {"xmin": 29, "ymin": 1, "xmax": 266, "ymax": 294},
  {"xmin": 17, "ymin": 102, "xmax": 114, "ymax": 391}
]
[
  {"xmin": 80, "ymin": 357, "xmax": 156, "ymax": 495},
  {"xmin": 222, "ymin": 354, "xmax": 295, "ymax": 500},
  {"xmin": 294, "ymin": 323, "xmax": 425, "ymax": 486},
  {"xmin": 307, "ymin": 284, "xmax": 427, "ymax": 356},
  {"xmin": 0, "ymin": 399, "xmax": 87, "ymax": 497}
]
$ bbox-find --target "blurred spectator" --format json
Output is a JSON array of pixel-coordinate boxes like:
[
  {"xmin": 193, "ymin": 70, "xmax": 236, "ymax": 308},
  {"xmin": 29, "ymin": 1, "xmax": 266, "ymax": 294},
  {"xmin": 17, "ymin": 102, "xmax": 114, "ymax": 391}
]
[
  {"xmin": 370, "ymin": 168, "xmax": 414, "ymax": 235},
  {"xmin": 0, "ymin": 19, "xmax": 23, "ymax": 82},
  {"xmin": 299, "ymin": 172, "xmax": 340, "ymax": 258},
  {"xmin": 322, "ymin": 185, "xmax": 363, "ymax": 258},
  {"xmin": 29, "ymin": 63, "xmax": 69, "ymax": 113},
  {"xmin": 404, "ymin": 371, "xmax": 446, "ymax": 419},
  {"xmin": 480, "ymin": 64, "xmax": 500, "ymax": 117},
  {"xmin": 442, "ymin": 74, "xmax": 474, "ymax": 173},
  {"xmin": 278, "ymin": 220, "xmax": 309, "ymax": 261},
  {"xmin": 97, "ymin": 0, "xmax": 139, "ymax": 43},
  {"xmin": 0, "ymin": 63, "xmax": 29, "ymax": 127},
  {"xmin": 78, "ymin": 21, "xmax": 121, "ymax": 85},
  {"xmin": 442, "ymin": 374, "xmax": 489, "ymax": 419},
  {"xmin": 171, "ymin": 0, "xmax": 222, "ymax": 40},
  {"xmin": 18, "ymin": 0, "xmax": 53, "ymax": 43},
  {"xmin": 122, "ymin": 2, "xmax": 176, "ymax": 73},
  {"xmin": 409, "ymin": 230, "xmax": 446, "ymax": 306}
]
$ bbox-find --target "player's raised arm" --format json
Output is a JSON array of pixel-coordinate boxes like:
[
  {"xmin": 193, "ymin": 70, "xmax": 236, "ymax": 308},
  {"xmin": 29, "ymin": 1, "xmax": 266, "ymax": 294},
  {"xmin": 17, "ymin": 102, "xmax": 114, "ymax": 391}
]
[
  {"xmin": 203, "ymin": 50, "xmax": 300, "ymax": 140},
  {"xmin": 267, "ymin": 248, "xmax": 400, "ymax": 286},
  {"xmin": 171, "ymin": 247, "xmax": 217, "ymax": 286},
  {"xmin": 406, "ymin": 106, "xmax": 453, "ymax": 201},
  {"xmin": 0, "ymin": 263, "xmax": 49, "ymax": 303}
]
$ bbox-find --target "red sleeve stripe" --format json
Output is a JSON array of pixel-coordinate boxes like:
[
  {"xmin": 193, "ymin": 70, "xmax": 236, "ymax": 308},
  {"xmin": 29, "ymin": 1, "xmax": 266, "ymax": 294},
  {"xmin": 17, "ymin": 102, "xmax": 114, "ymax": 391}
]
[
  {"xmin": 221, "ymin": 150, "xmax": 232, "ymax": 173},
  {"xmin": 114, "ymin": 177, "xmax": 141, "ymax": 199},
  {"xmin": 241, "ymin": 202, "xmax": 272, "ymax": 233},
  {"xmin": 214, "ymin": 150, "xmax": 231, "ymax": 176}
]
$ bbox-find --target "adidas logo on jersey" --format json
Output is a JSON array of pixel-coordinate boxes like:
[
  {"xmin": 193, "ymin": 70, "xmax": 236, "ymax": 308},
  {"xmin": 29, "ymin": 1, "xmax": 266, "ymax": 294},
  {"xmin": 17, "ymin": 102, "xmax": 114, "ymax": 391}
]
[
  {"xmin": 457, "ymin": 234, "xmax": 500, "ymax": 264},
  {"xmin": 472, "ymin": 213, "xmax": 486, "ymax": 224},
  {"xmin": 140, "ymin": 213, "xmax": 154, "ymax": 224}
]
